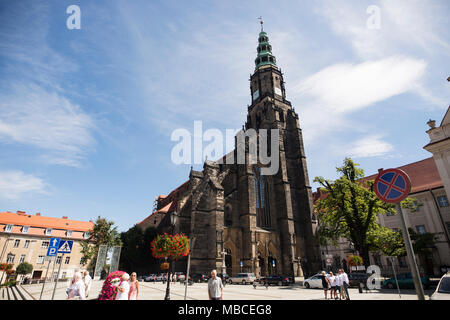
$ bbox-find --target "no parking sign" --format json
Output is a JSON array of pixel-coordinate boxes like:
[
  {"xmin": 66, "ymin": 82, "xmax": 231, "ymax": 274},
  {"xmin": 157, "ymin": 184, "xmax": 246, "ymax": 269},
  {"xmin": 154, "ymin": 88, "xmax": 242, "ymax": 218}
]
[{"xmin": 374, "ymin": 168, "xmax": 411, "ymax": 203}]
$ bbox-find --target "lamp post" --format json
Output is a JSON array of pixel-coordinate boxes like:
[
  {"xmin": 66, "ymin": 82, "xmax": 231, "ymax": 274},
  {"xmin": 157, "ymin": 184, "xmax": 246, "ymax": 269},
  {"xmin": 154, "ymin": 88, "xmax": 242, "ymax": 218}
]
[{"xmin": 164, "ymin": 211, "xmax": 178, "ymax": 300}]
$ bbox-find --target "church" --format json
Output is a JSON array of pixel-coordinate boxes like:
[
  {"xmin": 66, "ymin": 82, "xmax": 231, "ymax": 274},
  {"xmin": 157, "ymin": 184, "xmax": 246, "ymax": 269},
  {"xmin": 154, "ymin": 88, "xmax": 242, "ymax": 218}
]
[{"xmin": 138, "ymin": 24, "xmax": 321, "ymax": 278}]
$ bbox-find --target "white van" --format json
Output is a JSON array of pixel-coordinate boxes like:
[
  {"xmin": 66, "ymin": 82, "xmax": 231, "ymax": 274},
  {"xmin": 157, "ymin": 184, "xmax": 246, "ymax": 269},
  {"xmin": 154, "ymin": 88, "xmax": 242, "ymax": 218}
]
[{"xmin": 229, "ymin": 273, "xmax": 256, "ymax": 285}]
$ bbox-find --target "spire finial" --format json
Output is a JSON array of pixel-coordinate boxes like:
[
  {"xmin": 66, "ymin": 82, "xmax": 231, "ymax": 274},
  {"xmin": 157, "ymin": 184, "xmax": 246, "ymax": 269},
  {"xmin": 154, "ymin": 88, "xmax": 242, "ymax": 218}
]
[{"xmin": 258, "ymin": 16, "xmax": 263, "ymax": 31}]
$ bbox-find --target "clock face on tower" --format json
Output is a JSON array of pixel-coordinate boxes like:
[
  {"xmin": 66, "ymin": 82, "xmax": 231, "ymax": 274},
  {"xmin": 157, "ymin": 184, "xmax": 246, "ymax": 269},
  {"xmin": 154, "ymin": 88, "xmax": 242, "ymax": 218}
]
[
  {"xmin": 274, "ymin": 86, "xmax": 282, "ymax": 96},
  {"xmin": 253, "ymin": 89, "xmax": 260, "ymax": 101}
]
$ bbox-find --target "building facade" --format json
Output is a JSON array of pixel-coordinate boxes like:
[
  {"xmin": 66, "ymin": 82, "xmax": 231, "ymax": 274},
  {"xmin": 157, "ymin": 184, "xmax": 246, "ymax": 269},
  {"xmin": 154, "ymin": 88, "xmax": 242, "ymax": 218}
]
[
  {"xmin": 315, "ymin": 108, "xmax": 450, "ymax": 276},
  {"xmin": 137, "ymin": 27, "xmax": 322, "ymax": 278},
  {"xmin": 0, "ymin": 211, "xmax": 94, "ymax": 283}
]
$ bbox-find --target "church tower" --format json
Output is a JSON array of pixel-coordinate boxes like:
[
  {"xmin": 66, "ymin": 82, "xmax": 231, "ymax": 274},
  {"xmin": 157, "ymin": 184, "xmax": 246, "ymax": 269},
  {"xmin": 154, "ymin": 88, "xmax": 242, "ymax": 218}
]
[
  {"xmin": 144, "ymin": 22, "xmax": 322, "ymax": 279},
  {"xmin": 239, "ymin": 22, "xmax": 322, "ymax": 277}
]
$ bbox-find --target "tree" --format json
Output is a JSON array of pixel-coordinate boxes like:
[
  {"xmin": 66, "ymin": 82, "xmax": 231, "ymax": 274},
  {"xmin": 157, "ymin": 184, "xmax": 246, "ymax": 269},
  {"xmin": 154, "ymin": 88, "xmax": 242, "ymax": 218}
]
[
  {"xmin": 119, "ymin": 225, "xmax": 158, "ymax": 274},
  {"xmin": 16, "ymin": 262, "xmax": 33, "ymax": 282},
  {"xmin": 80, "ymin": 216, "xmax": 122, "ymax": 272},
  {"xmin": 314, "ymin": 158, "xmax": 418, "ymax": 267}
]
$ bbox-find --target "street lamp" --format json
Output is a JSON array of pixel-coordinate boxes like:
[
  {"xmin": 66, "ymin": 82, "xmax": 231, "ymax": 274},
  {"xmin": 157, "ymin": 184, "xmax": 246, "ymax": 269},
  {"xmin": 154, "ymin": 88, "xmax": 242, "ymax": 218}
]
[{"xmin": 164, "ymin": 211, "xmax": 178, "ymax": 300}]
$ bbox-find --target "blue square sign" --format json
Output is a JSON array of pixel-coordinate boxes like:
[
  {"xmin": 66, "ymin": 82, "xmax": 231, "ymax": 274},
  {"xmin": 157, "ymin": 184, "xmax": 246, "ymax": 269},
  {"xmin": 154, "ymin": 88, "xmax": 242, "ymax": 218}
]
[
  {"xmin": 57, "ymin": 240, "xmax": 73, "ymax": 254},
  {"xmin": 46, "ymin": 238, "xmax": 60, "ymax": 257}
]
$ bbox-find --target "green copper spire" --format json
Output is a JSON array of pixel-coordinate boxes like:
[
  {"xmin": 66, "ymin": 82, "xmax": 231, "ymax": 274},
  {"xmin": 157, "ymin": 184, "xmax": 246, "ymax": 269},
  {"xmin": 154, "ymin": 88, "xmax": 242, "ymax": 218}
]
[{"xmin": 254, "ymin": 19, "xmax": 277, "ymax": 69}]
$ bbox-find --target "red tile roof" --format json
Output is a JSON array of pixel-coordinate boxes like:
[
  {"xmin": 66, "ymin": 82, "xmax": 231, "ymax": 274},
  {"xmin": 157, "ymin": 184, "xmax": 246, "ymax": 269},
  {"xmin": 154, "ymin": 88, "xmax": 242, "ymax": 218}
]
[
  {"xmin": 362, "ymin": 157, "xmax": 442, "ymax": 194},
  {"xmin": 0, "ymin": 211, "xmax": 94, "ymax": 232}
]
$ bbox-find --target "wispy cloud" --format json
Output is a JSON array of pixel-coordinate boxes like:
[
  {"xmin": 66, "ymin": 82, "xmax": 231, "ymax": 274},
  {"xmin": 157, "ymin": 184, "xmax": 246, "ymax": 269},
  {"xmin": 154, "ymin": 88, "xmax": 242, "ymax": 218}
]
[
  {"xmin": 316, "ymin": 0, "xmax": 450, "ymax": 59},
  {"xmin": 294, "ymin": 56, "xmax": 426, "ymax": 114},
  {"xmin": 0, "ymin": 170, "xmax": 47, "ymax": 200},
  {"xmin": 0, "ymin": 2, "xmax": 95, "ymax": 167},
  {"xmin": 346, "ymin": 135, "xmax": 394, "ymax": 158},
  {"xmin": 293, "ymin": 56, "xmax": 426, "ymax": 142},
  {"xmin": 0, "ymin": 84, "xmax": 95, "ymax": 167}
]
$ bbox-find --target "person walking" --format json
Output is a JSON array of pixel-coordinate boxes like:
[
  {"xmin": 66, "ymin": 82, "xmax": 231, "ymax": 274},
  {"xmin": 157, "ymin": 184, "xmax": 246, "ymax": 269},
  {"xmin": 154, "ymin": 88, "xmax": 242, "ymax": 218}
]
[
  {"xmin": 320, "ymin": 271, "xmax": 330, "ymax": 299},
  {"xmin": 115, "ymin": 273, "xmax": 130, "ymax": 300},
  {"xmin": 328, "ymin": 271, "xmax": 336, "ymax": 299},
  {"xmin": 339, "ymin": 269, "xmax": 350, "ymax": 300},
  {"xmin": 207, "ymin": 269, "xmax": 223, "ymax": 300},
  {"xmin": 83, "ymin": 270, "xmax": 92, "ymax": 298},
  {"xmin": 66, "ymin": 271, "xmax": 86, "ymax": 300},
  {"xmin": 335, "ymin": 270, "xmax": 342, "ymax": 300},
  {"xmin": 128, "ymin": 272, "xmax": 139, "ymax": 300}
]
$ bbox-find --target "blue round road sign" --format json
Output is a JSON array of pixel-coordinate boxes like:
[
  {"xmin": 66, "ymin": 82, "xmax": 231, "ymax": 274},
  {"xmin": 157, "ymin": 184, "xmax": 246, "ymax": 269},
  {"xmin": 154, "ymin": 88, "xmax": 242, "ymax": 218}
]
[{"xmin": 374, "ymin": 168, "xmax": 411, "ymax": 203}]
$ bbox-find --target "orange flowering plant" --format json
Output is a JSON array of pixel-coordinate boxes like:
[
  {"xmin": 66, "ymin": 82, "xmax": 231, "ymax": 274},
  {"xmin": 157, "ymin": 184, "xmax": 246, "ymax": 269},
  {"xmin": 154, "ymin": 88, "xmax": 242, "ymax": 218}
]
[{"xmin": 150, "ymin": 233, "xmax": 189, "ymax": 260}]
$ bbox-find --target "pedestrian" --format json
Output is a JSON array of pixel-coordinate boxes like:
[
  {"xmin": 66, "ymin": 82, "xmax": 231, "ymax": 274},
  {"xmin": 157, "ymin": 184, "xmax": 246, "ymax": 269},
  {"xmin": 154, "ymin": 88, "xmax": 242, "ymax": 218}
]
[
  {"xmin": 129, "ymin": 272, "xmax": 139, "ymax": 300},
  {"xmin": 335, "ymin": 270, "xmax": 342, "ymax": 300},
  {"xmin": 66, "ymin": 271, "xmax": 86, "ymax": 300},
  {"xmin": 207, "ymin": 269, "xmax": 223, "ymax": 300},
  {"xmin": 339, "ymin": 269, "xmax": 350, "ymax": 300},
  {"xmin": 320, "ymin": 271, "xmax": 330, "ymax": 299},
  {"xmin": 115, "ymin": 273, "xmax": 130, "ymax": 300},
  {"xmin": 328, "ymin": 271, "xmax": 336, "ymax": 299},
  {"xmin": 83, "ymin": 270, "xmax": 92, "ymax": 298}
]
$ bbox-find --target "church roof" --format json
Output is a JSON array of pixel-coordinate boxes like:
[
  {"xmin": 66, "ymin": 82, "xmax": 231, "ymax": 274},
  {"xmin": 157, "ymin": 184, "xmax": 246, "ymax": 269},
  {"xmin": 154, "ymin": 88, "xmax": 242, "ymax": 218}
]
[{"xmin": 255, "ymin": 26, "xmax": 277, "ymax": 70}]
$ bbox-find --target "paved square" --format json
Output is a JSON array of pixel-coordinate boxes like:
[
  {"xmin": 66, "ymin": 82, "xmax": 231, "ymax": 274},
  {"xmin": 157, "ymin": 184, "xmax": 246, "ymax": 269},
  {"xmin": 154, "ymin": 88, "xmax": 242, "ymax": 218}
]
[{"xmin": 21, "ymin": 280, "xmax": 433, "ymax": 300}]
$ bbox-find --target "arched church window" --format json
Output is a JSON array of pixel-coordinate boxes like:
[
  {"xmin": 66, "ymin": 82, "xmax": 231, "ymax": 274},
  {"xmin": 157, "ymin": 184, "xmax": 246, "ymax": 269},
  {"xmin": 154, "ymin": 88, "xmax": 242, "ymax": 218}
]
[
  {"xmin": 225, "ymin": 205, "xmax": 232, "ymax": 227},
  {"xmin": 253, "ymin": 167, "xmax": 272, "ymax": 229}
]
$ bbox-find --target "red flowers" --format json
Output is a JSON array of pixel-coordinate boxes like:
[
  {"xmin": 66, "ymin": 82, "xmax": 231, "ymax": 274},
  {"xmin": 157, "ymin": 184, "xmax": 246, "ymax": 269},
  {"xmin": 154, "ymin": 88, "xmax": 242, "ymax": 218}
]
[
  {"xmin": 98, "ymin": 270, "xmax": 125, "ymax": 300},
  {"xmin": 150, "ymin": 233, "xmax": 189, "ymax": 260}
]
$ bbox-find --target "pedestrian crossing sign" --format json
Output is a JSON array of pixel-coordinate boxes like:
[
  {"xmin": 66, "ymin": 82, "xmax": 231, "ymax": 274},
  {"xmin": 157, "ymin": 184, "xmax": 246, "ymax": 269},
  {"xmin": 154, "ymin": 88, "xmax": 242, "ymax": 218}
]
[{"xmin": 57, "ymin": 240, "xmax": 73, "ymax": 253}]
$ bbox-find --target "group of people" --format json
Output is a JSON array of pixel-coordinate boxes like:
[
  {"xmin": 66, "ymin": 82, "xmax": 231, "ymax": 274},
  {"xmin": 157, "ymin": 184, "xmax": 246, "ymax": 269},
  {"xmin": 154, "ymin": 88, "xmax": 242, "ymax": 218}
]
[
  {"xmin": 66, "ymin": 270, "xmax": 92, "ymax": 300},
  {"xmin": 66, "ymin": 270, "xmax": 140, "ymax": 300},
  {"xmin": 114, "ymin": 272, "xmax": 140, "ymax": 300},
  {"xmin": 320, "ymin": 269, "xmax": 350, "ymax": 300}
]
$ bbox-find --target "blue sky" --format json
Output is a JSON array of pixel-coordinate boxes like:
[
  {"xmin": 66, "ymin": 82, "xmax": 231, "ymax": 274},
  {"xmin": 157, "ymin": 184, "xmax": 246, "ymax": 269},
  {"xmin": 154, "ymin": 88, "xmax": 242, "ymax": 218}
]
[{"xmin": 0, "ymin": 0, "xmax": 449, "ymax": 232}]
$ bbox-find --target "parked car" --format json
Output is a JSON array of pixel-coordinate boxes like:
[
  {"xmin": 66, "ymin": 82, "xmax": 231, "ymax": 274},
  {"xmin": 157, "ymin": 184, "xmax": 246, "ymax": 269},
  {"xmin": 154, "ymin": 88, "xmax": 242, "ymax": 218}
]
[
  {"xmin": 191, "ymin": 273, "xmax": 209, "ymax": 283},
  {"xmin": 155, "ymin": 273, "xmax": 167, "ymax": 282},
  {"xmin": 144, "ymin": 274, "xmax": 155, "ymax": 282},
  {"xmin": 430, "ymin": 273, "xmax": 450, "ymax": 300},
  {"xmin": 257, "ymin": 275, "xmax": 292, "ymax": 286},
  {"xmin": 174, "ymin": 272, "xmax": 185, "ymax": 282},
  {"xmin": 304, "ymin": 273, "xmax": 328, "ymax": 289},
  {"xmin": 229, "ymin": 273, "xmax": 256, "ymax": 285},
  {"xmin": 138, "ymin": 275, "xmax": 148, "ymax": 281},
  {"xmin": 383, "ymin": 273, "xmax": 430, "ymax": 289},
  {"xmin": 348, "ymin": 272, "xmax": 370, "ymax": 288}
]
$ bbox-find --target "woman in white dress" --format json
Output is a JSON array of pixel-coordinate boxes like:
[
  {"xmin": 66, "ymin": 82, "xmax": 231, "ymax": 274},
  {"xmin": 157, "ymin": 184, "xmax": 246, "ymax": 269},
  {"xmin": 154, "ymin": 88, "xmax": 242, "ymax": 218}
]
[
  {"xmin": 66, "ymin": 271, "xmax": 86, "ymax": 300},
  {"xmin": 115, "ymin": 273, "xmax": 130, "ymax": 300}
]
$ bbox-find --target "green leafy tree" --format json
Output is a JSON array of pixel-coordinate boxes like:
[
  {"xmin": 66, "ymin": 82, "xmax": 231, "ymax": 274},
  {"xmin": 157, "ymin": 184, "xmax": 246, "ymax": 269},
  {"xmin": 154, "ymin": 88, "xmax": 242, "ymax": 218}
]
[
  {"xmin": 80, "ymin": 216, "xmax": 122, "ymax": 272},
  {"xmin": 16, "ymin": 262, "xmax": 33, "ymax": 282},
  {"xmin": 119, "ymin": 226, "xmax": 159, "ymax": 274},
  {"xmin": 314, "ymin": 158, "xmax": 419, "ymax": 267}
]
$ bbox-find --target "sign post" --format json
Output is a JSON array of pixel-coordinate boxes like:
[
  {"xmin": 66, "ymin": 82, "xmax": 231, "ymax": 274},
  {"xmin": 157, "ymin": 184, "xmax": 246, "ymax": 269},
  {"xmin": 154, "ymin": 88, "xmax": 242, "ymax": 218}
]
[
  {"xmin": 51, "ymin": 239, "xmax": 73, "ymax": 300},
  {"xmin": 374, "ymin": 168, "xmax": 425, "ymax": 300},
  {"xmin": 51, "ymin": 253, "xmax": 64, "ymax": 300},
  {"xmin": 40, "ymin": 238, "xmax": 60, "ymax": 300},
  {"xmin": 184, "ymin": 237, "xmax": 196, "ymax": 300},
  {"xmin": 39, "ymin": 258, "xmax": 52, "ymax": 300}
]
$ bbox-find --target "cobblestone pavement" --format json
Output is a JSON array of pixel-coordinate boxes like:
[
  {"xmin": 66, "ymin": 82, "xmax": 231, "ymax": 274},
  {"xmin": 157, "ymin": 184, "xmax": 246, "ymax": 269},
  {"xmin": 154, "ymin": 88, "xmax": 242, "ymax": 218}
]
[{"xmin": 21, "ymin": 280, "xmax": 434, "ymax": 300}]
